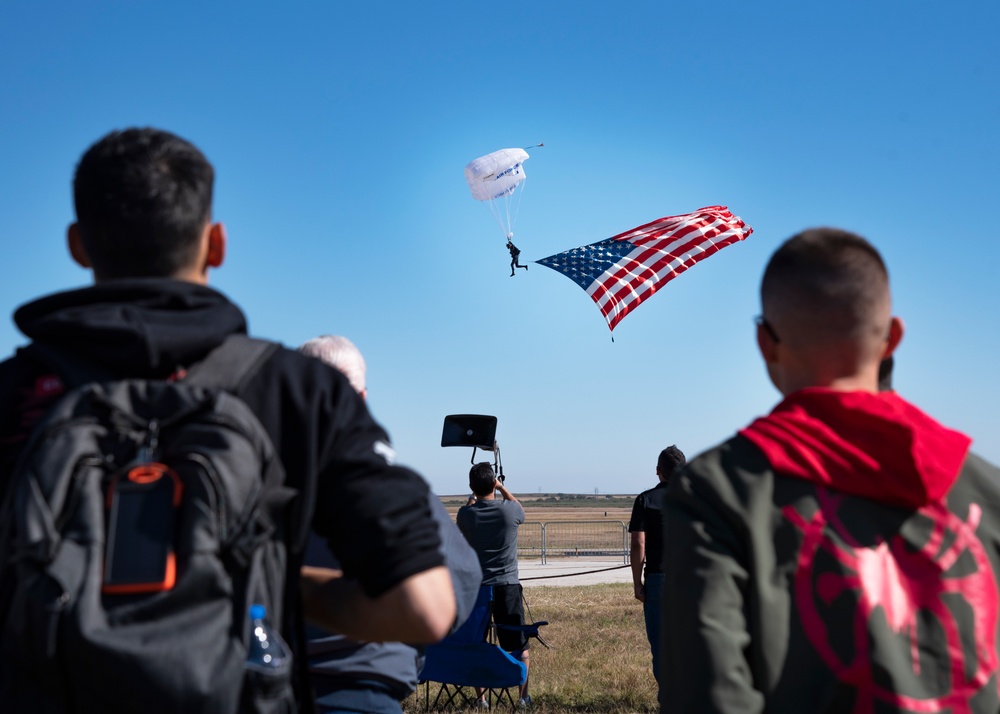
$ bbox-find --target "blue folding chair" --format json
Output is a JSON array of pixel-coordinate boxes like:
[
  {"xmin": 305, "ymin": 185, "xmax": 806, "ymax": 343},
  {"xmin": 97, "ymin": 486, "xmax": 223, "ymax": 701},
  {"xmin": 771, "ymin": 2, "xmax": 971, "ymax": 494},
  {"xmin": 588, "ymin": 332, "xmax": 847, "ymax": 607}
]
[{"xmin": 419, "ymin": 585, "xmax": 546, "ymax": 710}]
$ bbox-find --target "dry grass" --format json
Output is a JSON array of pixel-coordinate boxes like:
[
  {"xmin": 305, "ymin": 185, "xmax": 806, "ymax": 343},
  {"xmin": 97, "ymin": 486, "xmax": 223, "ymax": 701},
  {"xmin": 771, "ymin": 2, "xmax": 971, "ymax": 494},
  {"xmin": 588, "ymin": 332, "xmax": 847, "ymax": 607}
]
[
  {"xmin": 408, "ymin": 583, "xmax": 659, "ymax": 713},
  {"xmin": 440, "ymin": 497, "xmax": 634, "ymax": 524}
]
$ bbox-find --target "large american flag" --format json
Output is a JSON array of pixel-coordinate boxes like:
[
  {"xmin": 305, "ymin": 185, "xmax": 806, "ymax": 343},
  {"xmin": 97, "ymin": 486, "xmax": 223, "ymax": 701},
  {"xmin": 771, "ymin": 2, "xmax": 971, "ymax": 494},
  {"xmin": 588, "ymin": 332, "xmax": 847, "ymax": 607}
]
[{"xmin": 536, "ymin": 206, "xmax": 753, "ymax": 332}]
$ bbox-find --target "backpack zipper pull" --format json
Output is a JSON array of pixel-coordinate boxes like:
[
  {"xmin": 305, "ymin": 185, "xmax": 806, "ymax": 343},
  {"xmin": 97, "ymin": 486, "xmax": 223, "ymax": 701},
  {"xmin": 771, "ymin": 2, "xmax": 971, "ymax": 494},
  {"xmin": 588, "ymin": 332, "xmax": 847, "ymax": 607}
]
[
  {"xmin": 138, "ymin": 419, "xmax": 160, "ymax": 463},
  {"xmin": 45, "ymin": 591, "xmax": 70, "ymax": 657}
]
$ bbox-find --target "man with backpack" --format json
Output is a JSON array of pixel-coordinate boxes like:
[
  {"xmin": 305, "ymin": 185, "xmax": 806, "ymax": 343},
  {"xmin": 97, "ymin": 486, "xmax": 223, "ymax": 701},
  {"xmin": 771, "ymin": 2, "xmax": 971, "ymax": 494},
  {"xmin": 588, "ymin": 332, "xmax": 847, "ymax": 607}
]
[{"xmin": 0, "ymin": 127, "xmax": 456, "ymax": 712}]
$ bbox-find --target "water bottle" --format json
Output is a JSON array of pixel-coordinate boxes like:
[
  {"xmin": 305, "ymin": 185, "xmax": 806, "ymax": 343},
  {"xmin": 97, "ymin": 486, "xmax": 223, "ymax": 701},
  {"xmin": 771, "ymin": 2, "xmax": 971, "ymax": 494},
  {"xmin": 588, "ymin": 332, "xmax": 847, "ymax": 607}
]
[{"xmin": 246, "ymin": 604, "xmax": 289, "ymax": 673}]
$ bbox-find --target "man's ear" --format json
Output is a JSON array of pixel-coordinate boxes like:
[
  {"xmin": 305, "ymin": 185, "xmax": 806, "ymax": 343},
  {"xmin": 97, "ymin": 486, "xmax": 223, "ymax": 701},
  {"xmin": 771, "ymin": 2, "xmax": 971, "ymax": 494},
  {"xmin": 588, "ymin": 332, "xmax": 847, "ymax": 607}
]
[
  {"xmin": 67, "ymin": 223, "xmax": 91, "ymax": 269},
  {"xmin": 206, "ymin": 222, "xmax": 226, "ymax": 268},
  {"xmin": 883, "ymin": 316, "xmax": 904, "ymax": 358}
]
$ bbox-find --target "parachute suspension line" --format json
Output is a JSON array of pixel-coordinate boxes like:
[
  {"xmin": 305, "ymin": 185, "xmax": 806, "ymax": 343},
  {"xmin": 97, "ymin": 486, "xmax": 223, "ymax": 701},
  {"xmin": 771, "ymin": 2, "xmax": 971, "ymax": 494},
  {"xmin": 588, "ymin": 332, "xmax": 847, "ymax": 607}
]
[
  {"xmin": 487, "ymin": 200, "xmax": 508, "ymax": 241},
  {"xmin": 505, "ymin": 190, "xmax": 515, "ymax": 241},
  {"xmin": 510, "ymin": 144, "xmax": 540, "ymax": 237},
  {"xmin": 510, "ymin": 177, "xmax": 526, "ymax": 241},
  {"xmin": 465, "ymin": 146, "xmax": 536, "ymax": 243}
]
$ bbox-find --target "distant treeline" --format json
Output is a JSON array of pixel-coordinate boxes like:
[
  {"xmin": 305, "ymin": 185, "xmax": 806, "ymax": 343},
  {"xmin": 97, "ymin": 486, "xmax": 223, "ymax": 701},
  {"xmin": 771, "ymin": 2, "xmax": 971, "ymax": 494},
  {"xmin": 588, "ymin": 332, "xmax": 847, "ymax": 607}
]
[{"xmin": 440, "ymin": 494, "xmax": 636, "ymax": 509}]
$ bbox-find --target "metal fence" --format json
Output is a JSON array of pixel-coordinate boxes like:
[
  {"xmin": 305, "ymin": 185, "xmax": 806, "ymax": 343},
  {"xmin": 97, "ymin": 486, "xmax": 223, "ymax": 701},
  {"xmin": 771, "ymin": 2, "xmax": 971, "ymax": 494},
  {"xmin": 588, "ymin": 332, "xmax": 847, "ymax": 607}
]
[{"xmin": 517, "ymin": 521, "xmax": 629, "ymax": 565}]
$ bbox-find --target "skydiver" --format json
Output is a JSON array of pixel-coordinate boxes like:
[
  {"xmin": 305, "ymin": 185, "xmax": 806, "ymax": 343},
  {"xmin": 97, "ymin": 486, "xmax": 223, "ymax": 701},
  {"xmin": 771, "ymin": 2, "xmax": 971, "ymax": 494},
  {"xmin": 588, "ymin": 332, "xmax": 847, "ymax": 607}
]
[{"xmin": 507, "ymin": 236, "xmax": 528, "ymax": 277}]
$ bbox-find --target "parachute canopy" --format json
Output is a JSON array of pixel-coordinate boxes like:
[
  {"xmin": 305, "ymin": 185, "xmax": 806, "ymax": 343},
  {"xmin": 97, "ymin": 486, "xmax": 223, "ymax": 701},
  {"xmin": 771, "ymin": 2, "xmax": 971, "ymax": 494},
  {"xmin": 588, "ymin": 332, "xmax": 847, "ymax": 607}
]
[
  {"xmin": 464, "ymin": 148, "xmax": 529, "ymax": 201},
  {"xmin": 464, "ymin": 148, "xmax": 530, "ymax": 240}
]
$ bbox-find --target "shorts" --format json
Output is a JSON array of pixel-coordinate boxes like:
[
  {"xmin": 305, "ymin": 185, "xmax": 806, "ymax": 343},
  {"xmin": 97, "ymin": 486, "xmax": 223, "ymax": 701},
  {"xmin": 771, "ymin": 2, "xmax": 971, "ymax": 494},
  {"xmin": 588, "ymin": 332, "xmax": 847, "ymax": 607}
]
[
  {"xmin": 492, "ymin": 583, "xmax": 529, "ymax": 653},
  {"xmin": 312, "ymin": 677, "xmax": 404, "ymax": 714}
]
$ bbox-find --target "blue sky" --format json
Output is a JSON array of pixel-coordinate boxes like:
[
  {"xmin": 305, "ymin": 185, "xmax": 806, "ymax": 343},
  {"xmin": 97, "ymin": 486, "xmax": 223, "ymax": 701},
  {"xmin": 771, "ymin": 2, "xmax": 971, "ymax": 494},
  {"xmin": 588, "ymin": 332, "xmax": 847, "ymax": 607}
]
[{"xmin": 2, "ymin": 2, "xmax": 998, "ymax": 495}]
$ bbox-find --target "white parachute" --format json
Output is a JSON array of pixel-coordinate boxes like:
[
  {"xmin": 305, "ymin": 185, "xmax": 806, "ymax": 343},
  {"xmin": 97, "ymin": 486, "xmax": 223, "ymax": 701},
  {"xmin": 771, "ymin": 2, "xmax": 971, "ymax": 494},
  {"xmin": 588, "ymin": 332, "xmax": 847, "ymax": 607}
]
[{"xmin": 464, "ymin": 147, "xmax": 536, "ymax": 242}]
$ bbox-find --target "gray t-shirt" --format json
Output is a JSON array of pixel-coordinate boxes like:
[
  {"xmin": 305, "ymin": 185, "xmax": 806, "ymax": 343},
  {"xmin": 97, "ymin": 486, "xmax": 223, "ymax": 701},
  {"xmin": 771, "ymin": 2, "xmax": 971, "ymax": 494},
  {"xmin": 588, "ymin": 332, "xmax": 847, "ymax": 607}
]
[{"xmin": 456, "ymin": 499, "xmax": 525, "ymax": 586}]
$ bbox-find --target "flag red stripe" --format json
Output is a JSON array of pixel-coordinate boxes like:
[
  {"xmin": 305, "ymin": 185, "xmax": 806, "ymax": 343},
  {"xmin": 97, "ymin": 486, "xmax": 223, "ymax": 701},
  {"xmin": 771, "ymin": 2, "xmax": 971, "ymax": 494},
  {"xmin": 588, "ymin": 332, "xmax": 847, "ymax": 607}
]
[
  {"xmin": 602, "ymin": 230, "xmax": 745, "ymax": 329},
  {"xmin": 591, "ymin": 210, "xmax": 744, "ymax": 307},
  {"xmin": 605, "ymin": 205, "xmax": 729, "ymax": 243},
  {"xmin": 588, "ymin": 219, "xmax": 709, "ymax": 306},
  {"xmin": 604, "ymin": 230, "xmax": 746, "ymax": 329},
  {"xmin": 585, "ymin": 207, "xmax": 752, "ymax": 330},
  {"xmin": 590, "ymin": 213, "xmax": 741, "ymax": 310},
  {"xmin": 600, "ymin": 221, "xmax": 745, "ymax": 319}
]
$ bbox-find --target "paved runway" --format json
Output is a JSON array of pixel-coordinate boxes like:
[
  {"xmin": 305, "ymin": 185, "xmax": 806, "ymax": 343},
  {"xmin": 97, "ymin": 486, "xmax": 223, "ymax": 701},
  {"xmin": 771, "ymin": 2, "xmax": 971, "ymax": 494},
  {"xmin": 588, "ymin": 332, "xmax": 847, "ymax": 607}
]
[{"xmin": 517, "ymin": 559, "xmax": 633, "ymax": 587}]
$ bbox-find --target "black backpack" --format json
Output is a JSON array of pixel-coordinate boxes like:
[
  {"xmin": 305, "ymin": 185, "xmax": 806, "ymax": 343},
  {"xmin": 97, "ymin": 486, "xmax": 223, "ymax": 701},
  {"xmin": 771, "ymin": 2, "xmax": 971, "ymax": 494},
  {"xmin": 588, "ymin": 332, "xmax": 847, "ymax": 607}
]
[{"xmin": 0, "ymin": 335, "xmax": 298, "ymax": 714}]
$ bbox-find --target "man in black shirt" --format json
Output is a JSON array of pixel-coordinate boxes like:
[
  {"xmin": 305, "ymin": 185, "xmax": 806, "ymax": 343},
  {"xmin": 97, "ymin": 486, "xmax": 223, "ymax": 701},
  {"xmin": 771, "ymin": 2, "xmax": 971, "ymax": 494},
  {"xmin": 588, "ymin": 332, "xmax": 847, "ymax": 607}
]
[
  {"xmin": 0, "ymin": 128, "xmax": 456, "ymax": 709},
  {"xmin": 629, "ymin": 445, "xmax": 686, "ymax": 692}
]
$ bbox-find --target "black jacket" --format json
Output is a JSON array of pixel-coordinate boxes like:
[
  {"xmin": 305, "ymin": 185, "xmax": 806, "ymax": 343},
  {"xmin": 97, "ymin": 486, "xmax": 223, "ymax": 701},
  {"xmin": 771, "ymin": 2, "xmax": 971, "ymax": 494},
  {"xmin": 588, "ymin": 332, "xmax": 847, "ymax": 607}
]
[{"xmin": 0, "ymin": 279, "xmax": 444, "ymax": 598}]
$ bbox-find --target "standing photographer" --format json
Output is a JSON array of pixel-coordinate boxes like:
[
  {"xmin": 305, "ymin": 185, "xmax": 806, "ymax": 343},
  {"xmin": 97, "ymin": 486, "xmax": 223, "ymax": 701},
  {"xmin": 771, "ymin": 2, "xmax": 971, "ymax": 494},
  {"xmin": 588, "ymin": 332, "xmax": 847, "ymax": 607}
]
[{"xmin": 456, "ymin": 463, "xmax": 531, "ymax": 708}]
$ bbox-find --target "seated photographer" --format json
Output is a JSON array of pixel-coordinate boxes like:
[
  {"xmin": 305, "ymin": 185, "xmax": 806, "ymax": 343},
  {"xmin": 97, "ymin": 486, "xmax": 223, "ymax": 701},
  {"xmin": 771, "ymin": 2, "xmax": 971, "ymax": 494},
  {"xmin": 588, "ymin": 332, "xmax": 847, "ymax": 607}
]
[{"xmin": 456, "ymin": 463, "xmax": 531, "ymax": 708}]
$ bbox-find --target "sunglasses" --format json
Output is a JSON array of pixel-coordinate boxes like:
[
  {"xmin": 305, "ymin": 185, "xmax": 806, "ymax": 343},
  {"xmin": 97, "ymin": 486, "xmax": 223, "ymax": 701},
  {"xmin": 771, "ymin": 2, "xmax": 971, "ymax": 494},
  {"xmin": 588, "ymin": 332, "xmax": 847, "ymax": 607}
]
[{"xmin": 754, "ymin": 315, "xmax": 780, "ymax": 343}]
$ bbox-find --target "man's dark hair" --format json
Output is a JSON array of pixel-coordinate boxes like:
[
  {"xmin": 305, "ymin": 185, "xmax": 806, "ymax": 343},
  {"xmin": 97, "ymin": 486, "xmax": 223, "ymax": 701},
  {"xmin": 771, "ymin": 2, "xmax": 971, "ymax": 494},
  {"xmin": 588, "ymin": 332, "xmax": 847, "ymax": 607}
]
[
  {"xmin": 657, "ymin": 445, "xmax": 686, "ymax": 480},
  {"xmin": 469, "ymin": 462, "xmax": 496, "ymax": 496},
  {"xmin": 73, "ymin": 127, "xmax": 215, "ymax": 279},
  {"xmin": 760, "ymin": 228, "xmax": 889, "ymax": 343}
]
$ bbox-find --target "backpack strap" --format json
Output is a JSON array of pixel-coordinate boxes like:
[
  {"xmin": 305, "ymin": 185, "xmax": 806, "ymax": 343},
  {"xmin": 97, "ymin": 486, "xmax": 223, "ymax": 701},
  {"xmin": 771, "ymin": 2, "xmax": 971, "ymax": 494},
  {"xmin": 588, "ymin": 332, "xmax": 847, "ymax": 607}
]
[
  {"xmin": 184, "ymin": 335, "xmax": 317, "ymax": 714},
  {"xmin": 182, "ymin": 334, "xmax": 279, "ymax": 394},
  {"xmin": 185, "ymin": 335, "xmax": 292, "ymax": 563}
]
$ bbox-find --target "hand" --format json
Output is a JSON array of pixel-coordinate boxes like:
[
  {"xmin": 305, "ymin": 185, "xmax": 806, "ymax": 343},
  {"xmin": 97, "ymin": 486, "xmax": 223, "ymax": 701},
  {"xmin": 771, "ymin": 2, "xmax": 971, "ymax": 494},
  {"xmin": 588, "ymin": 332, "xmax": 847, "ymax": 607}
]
[
  {"xmin": 633, "ymin": 583, "xmax": 645, "ymax": 603},
  {"xmin": 300, "ymin": 566, "xmax": 347, "ymax": 632},
  {"xmin": 494, "ymin": 480, "xmax": 519, "ymax": 504}
]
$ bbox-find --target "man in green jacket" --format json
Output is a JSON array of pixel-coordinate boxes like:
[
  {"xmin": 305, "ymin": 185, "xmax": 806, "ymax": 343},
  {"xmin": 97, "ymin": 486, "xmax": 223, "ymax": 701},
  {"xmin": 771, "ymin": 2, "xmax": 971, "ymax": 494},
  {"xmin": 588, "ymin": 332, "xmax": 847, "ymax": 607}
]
[{"xmin": 662, "ymin": 228, "xmax": 1000, "ymax": 712}]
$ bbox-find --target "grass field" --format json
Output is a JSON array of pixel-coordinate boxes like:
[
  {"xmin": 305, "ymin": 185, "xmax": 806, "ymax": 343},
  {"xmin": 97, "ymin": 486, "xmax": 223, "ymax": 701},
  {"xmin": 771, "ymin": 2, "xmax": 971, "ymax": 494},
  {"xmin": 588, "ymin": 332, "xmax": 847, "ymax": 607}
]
[{"xmin": 408, "ymin": 583, "xmax": 659, "ymax": 713}]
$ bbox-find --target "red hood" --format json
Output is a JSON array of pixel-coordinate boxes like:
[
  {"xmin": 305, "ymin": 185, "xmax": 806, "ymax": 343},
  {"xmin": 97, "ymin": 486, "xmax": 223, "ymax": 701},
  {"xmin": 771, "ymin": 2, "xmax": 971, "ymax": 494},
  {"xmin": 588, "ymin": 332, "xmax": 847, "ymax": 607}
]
[{"xmin": 739, "ymin": 388, "xmax": 971, "ymax": 509}]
